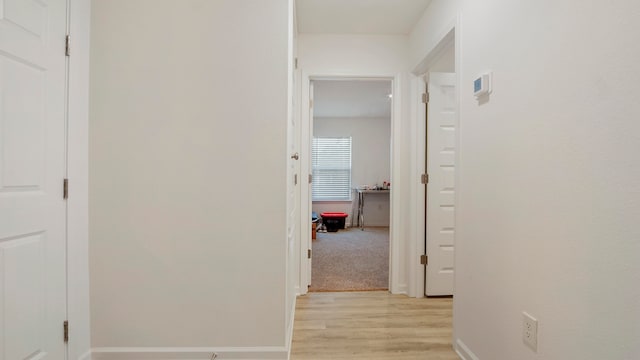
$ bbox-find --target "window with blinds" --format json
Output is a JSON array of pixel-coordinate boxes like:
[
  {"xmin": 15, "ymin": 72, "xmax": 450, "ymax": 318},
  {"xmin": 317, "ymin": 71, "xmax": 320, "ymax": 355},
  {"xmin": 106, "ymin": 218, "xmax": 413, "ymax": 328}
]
[{"xmin": 312, "ymin": 137, "xmax": 352, "ymax": 201}]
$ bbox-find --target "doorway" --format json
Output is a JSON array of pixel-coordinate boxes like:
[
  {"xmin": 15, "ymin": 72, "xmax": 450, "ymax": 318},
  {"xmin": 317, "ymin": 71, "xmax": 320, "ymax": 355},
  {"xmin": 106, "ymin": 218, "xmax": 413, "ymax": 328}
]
[
  {"xmin": 309, "ymin": 79, "xmax": 392, "ymax": 292},
  {"xmin": 413, "ymin": 29, "xmax": 458, "ymax": 298}
]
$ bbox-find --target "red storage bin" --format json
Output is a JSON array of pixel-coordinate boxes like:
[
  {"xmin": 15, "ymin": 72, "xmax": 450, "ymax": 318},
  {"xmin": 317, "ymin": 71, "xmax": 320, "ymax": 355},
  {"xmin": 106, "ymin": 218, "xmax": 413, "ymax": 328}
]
[{"xmin": 320, "ymin": 212, "xmax": 348, "ymax": 232}]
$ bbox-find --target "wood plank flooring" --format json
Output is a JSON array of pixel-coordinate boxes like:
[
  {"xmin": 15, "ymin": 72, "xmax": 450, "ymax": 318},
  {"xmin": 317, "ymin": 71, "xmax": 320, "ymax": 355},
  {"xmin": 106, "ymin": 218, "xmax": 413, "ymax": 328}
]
[{"xmin": 290, "ymin": 291, "xmax": 459, "ymax": 360}]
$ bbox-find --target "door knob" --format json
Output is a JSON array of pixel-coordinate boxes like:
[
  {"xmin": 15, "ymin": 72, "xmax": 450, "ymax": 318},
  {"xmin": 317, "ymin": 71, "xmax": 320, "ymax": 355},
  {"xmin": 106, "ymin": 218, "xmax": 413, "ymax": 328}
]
[{"xmin": 291, "ymin": 152, "xmax": 299, "ymax": 160}]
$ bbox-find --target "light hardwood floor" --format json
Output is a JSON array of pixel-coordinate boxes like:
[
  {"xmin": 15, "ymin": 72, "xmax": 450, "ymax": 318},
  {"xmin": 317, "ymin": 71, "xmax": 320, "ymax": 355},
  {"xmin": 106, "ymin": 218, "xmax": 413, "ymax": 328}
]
[{"xmin": 290, "ymin": 291, "xmax": 459, "ymax": 360}]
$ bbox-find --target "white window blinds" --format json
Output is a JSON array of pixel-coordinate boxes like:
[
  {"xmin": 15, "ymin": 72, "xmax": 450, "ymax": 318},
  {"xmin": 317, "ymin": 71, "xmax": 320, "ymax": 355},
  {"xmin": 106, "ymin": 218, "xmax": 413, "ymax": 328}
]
[{"xmin": 312, "ymin": 137, "xmax": 352, "ymax": 201}]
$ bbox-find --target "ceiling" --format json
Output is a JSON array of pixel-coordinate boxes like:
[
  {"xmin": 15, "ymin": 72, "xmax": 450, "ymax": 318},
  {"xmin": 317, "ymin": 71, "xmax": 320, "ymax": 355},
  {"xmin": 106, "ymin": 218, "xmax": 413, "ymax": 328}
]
[
  {"xmin": 296, "ymin": 0, "xmax": 432, "ymax": 35},
  {"xmin": 313, "ymin": 80, "xmax": 392, "ymax": 118}
]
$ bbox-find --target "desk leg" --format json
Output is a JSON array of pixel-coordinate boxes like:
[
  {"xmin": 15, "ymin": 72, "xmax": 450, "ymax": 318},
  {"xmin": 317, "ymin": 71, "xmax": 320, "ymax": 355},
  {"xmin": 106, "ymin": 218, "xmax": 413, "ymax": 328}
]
[
  {"xmin": 355, "ymin": 192, "xmax": 361, "ymax": 227},
  {"xmin": 359, "ymin": 192, "xmax": 365, "ymax": 230}
]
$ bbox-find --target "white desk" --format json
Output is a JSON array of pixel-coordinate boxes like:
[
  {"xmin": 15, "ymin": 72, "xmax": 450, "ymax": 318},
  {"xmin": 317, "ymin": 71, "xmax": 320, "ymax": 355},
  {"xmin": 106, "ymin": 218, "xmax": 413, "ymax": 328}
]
[{"xmin": 355, "ymin": 189, "xmax": 390, "ymax": 230}]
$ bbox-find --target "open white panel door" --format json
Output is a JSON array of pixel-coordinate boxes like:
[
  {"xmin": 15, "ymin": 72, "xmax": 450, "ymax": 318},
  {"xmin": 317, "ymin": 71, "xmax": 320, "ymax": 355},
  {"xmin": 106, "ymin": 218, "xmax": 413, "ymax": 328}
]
[
  {"xmin": 298, "ymin": 79, "xmax": 313, "ymax": 295},
  {"xmin": 425, "ymin": 72, "xmax": 456, "ymax": 296},
  {"xmin": 305, "ymin": 81, "xmax": 314, "ymax": 290},
  {"xmin": 0, "ymin": 0, "xmax": 68, "ymax": 358}
]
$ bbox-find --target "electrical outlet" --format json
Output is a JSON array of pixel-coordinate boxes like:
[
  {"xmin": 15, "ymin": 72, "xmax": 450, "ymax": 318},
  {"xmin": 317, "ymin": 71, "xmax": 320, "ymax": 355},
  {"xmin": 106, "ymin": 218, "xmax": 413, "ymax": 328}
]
[{"xmin": 523, "ymin": 312, "xmax": 538, "ymax": 352}]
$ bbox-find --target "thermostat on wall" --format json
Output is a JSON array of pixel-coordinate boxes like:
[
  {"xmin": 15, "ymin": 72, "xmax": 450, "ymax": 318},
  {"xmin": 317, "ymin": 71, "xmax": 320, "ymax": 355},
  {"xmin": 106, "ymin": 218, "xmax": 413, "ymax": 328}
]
[{"xmin": 473, "ymin": 72, "xmax": 492, "ymax": 98}]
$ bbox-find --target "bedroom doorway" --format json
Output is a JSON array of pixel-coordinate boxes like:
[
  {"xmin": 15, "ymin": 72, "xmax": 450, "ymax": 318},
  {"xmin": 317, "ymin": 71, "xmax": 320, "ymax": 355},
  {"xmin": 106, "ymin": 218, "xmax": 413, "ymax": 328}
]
[{"xmin": 307, "ymin": 79, "xmax": 392, "ymax": 292}]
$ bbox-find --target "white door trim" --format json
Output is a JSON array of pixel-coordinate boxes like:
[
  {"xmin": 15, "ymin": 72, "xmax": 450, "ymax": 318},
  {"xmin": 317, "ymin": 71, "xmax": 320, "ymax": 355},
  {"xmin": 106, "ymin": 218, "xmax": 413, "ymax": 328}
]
[
  {"xmin": 66, "ymin": 0, "xmax": 92, "ymax": 358},
  {"xmin": 298, "ymin": 72, "xmax": 404, "ymax": 294},
  {"xmin": 298, "ymin": 73, "xmax": 311, "ymax": 294},
  {"xmin": 408, "ymin": 75, "xmax": 427, "ymax": 298}
]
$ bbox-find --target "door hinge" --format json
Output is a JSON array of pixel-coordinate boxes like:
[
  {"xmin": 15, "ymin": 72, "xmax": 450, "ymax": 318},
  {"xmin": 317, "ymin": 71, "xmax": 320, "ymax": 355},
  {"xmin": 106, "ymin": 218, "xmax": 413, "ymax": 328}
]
[
  {"xmin": 421, "ymin": 174, "xmax": 429, "ymax": 184},
  {"xmin": 295, "ymin": 57, "xmax": 298, "ymax": 69},
  {"xmin": 63, "ymin": 178, "xmax": 69, "ymax": 199},
  {"xmin": 63, "ymin": 321, "xmax": 69, "ymax": 342},
  {"xmin": 294, "ymin": 174, "xmax": 298, "ymax": 185},
  {"xmin": 308, "ymin": 249, "xmax": 312, "ymax": 259},
  {"xmin": 420, "ymin": 254, "xmax": 428, "ymax": 265},
  {"xmin": 65, "ymin": 34, "xmax": 70, "ymax": 57},
  {"xmin": 308, "ymin": 174, "xmax": 312, "ymax": 184},
  {"xmin": 309, "ymin": 99, "xmax": 313, "ymax": 109},
  {"xmin": 422, "ymin": 92, "xmax": 429, "ymax": 103}
]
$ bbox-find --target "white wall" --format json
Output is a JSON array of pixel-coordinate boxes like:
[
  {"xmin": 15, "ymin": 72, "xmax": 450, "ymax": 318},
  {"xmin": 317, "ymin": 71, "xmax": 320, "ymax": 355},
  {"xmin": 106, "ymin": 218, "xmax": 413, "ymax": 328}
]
[
  {"xmin": 298, "ymin": 34, "xmax": 410, "ymax": 293},
  {"xmin": 408, "ymin": 0, "xmax": 458, "ymax": 73},
  {"xmin": 411, "ymin": 0, "xmax": 640, "ymax": 359},
  {"xmin": 89, "ymin": 0, "xmax": 291, "ymax": 357},
  {"xmin": 299, "ymin": 34, "xmax": 409, "ymax": 75},
  {"xmin": 313, "ymin": 117, "xmax": 391, "ymax": 226}
]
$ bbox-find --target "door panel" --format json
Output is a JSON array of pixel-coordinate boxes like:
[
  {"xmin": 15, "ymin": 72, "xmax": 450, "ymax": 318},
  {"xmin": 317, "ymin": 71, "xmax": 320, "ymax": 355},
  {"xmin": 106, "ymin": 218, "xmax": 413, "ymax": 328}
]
[
  {"xmin": 305, "ymin": 81, "xmax": 314, "ymax": 290},
  {"xmin": 425, "ymin": 72, "xmax": 456, "ymax": 296},
  {"xmin": 3, "ymin": 234, "xmax": 45, "ymax": 360},
  {"xmin": 2, "ymin": 58, "xmax": 45, "ymax": 188},
  {"xmin": 0, "ymin": 0, "xmax": 67, "ymax": 358}
]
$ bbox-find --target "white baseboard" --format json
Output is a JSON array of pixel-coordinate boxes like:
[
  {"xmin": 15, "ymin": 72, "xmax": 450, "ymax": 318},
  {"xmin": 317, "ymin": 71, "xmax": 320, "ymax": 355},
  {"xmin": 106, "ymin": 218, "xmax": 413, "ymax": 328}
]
[
  {"xmin": 455, "ymin": 339, "xmax": 480, "ymax": 360},
  {"xmin": 79, "ymin": 349, "xmax": 93, "ymax": 360},
  {"xmin": 392, "ymin": 283, "xmax": 408, "ymax": 295},
  {"xmin": 91, "ymin": 347, "xmax": 288, "ymax": 360},
  {"xmin": 348, "ymin": 224, "xmax": 390, "ymax": 228},
  {"xmin": 91, "ymin": 299, "xmax": 298, "ymax": 360}
]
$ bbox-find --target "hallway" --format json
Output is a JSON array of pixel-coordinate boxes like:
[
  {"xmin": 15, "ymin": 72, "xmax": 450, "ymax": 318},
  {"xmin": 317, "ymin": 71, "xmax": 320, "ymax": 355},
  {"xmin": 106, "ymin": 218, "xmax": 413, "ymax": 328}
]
[{"xmin": 290, "ymin": 292, "xmax": 458, "ymax": 359}]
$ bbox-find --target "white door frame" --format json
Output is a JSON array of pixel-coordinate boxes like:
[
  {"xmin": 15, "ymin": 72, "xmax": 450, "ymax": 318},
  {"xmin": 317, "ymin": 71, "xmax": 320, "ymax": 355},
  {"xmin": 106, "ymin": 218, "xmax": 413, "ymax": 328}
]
[
  {"xmin": 66, "ymin": 0, "xmax": 92, "ymax": 359},
  {"xmin": 298, "ymin": 72, "xmax": 404, "ymax": 295},
  {"xmin": 299, "ymin": 78, "xmax": 312, "ymax": 294},
  {"xmin": 409, "ymin": 22, "xmax": 460, "ymax": 298}
]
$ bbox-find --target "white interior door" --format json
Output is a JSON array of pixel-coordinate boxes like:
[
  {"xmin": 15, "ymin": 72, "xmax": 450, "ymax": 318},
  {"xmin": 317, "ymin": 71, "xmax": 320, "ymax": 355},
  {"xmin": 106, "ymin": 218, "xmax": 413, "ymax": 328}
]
[
  {"xmin": 0, "ymin": 0, "xmax": 68, "ymax": 358},
  {"xmin": 305, "ymin": 81, "xmax": 314, "ymax": 289},
  {"xmin": 425, "ymin": 72, "xmax": 456, "ymax": 296}
]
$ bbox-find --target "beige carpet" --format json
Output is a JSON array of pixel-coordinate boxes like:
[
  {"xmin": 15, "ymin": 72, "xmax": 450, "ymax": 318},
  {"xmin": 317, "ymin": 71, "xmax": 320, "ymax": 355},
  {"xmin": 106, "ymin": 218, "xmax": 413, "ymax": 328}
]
[{"xmin": 310, "ymin": 227, "xmax": 389, "ymax": 292}]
